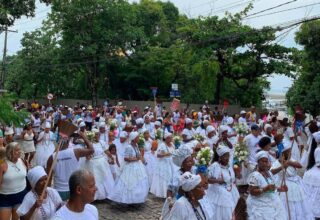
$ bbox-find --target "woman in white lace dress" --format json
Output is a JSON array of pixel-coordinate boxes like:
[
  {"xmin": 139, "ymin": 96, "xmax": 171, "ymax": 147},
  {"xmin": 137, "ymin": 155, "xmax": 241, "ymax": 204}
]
[{"xmin": 35, "ymin": 123, "xmax": 55, "ymax": 168}]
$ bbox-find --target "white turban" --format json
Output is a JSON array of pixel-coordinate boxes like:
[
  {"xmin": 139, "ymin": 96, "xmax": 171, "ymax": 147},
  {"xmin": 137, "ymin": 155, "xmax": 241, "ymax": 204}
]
[
  {"xmin": 45, "ymin": 122, "xmax": 51, "ymax": 129},
  {"xmin": 179, "ymin": 172, "xmax": 202, "ymax": 192},
  {"xmin": 79, "ymin": 122, "xmax": 86, "ymax": 127},
  {"xmin": 315, "ymin": 147, "xmax": 320, "ymax": 166},
  {"xmin": 255, "ymin": 151, "xmax": 269, "ymax": 162},
  {"xmin": 136, "ymin": 118, "xmax": 144, "ymax": 125},
  {"xmin": 185, "ymin": 118, "xmax": 193, "ymax": 125},
  {"xmin": 155, "ymin": 121, "xmax": 161, "ymax": 126},
  {"xmin": 313, "ymin": 131, "xmax": 320, "ymax": 144},
  {"xmin": 216, "ymin": 145, "xmax": 231, "ymax": 157},
  {"xmin": 172, "ymin": 146, "xmax": 193, "ymax": 167},
  {"xmin": 141, "ymin": 128, "xmax": 149, "ymax": 134},
  {"xmin": 206, "ymin": 125, "xmax": 215, "ymax": 134},
  {"xmin": 182, "ymin": 129, "xmax": 193, "ymax": 140},
  {"xmin": 120, "ymin": 131, "xmax": 128, "ymax": 138},
  {"xmin": 27, "ymin": 166, "xmax": 47, "ymax": 189},
  {"xmin": 219, "ymin": 125, "xmax": 228, "ymax": 135},
  {"xmin": 99, "ymin": 122, "xmax": 106, "ymax": 128},
  {"xmin": 129, "ymin": 131, "xmax": 139, "ymax": 142},
  {"xmin": 264, "ymin": 124, "xmax": 272, "ymax": 132},
  {"xmin": 226, "ymin": 117, "xmax": 234, "ymax": 125},
  {"xmin": 164, "ymin": 131, "xmax": 173, "ymax": 139}
]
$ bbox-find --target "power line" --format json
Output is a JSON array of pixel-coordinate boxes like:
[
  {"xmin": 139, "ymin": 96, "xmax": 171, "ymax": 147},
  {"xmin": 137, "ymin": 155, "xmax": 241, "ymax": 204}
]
[
  {"xmin": 243, "ymin": 2, "xmax": 320, "ymax": 20},
  {"xmin": 244, "ymin": 0, "xmax": 298, "ymax": 18}
]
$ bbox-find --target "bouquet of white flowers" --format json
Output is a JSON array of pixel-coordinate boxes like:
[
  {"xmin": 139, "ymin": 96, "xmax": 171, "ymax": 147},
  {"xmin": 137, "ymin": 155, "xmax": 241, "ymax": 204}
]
[
  {"xmin": 196, "ymin": 147, "xmax": 214, "ymax": 174},
  {"xmin": 194, "ymin": 133, "xmax": 205, "ymax": 143},
  {"xmin": 138, "ymin": 134, "xmax": 145, "ymax": 149},
  {"xmin": 234, "ymin": 123, "xmax": 249, "ymax": 137},
  {"xmin": 85, "ymin": 131, "xmax": 95, "ymax": 142},
  {"xmin": 233, "ymin": 141, "xmax": 249, "ymax": 165},
  {"xmin": 155, "ymin": 129, "xmax": 163, "ymax": 140}
]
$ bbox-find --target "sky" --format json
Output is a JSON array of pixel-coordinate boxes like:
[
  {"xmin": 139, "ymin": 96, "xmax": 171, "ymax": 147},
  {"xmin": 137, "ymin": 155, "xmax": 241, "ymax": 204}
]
[{"xmin": 1, "ymin": 0, "xmax": 319, "ymax": 95}]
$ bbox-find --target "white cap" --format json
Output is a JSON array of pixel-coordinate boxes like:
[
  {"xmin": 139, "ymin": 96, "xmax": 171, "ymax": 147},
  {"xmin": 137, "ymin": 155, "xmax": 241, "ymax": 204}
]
[
  {"xmin": 179, "ymin": 172, "xmax": 202, "ymax": 192},
  {"xmin": 4, "ymin": 127, "xmax": 14, "ymax": 135},
  {"xmin": 226, "ymin": 117, "xmax": 234, "ymax": 125},
  {"xmin": 240, "ymin": 110, "xmax": 246, "ymax": 114},
  {"xmin": 155, "ymin": 121, "xmax": 161, "ymax": 126},
  {"xmin": 99, "ymin": 122, "xmax": 106, "ymax": 128},
  {"xmin": 77, "ymin": 118, "xmax": 83, "ymax": 123},
  {"xmin": 206, "ymin": 125, "xmax": 215, "ymax": 134},
  {"xmin": 136, "ymin": 118, "xmax": 144, "ymax": 125},
  {"xmin": 216, "ymin": 145, "xmax": 231, "ymax": 157},
  {"xmin": 255, "ymin": 151, "xmax": 269, "ymax": 162},
  {"xmin": 79, "ymin": 122, "xmax": 86, "ymax": 127},
  {"xmin": 185, "ymin": 118, "xmax": 193, "ymax": 125}
]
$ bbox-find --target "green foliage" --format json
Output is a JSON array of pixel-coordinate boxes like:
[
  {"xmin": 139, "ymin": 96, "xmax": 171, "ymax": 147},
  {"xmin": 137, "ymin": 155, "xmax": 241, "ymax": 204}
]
[
  {"xmin": 287, "ymin": 21, "xmax": 320, "ymax": 116},
  {"xmin": 0, "ymin": 94, "xmax": 30, "ymax": 126},
  {"xmin": 5, "ymin": 0, "xmax": 294, "ymax": 107}
]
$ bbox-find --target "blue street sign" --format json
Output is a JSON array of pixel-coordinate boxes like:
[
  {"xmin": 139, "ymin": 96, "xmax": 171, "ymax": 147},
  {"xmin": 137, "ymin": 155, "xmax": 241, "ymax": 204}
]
[
  {"xmin": 170, "ymin": 90, "xmax": 175, "ymax": 98},
  {"xmin": 175, "ymin": 90, "xmax": 181, "ymax": 97}
]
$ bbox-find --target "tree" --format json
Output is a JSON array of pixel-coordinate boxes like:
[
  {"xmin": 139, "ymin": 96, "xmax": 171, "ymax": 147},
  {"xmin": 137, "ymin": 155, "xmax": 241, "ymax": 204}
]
[{"xmin": 286, "ymin": 20, "xmax": 320, "ymax": 116}]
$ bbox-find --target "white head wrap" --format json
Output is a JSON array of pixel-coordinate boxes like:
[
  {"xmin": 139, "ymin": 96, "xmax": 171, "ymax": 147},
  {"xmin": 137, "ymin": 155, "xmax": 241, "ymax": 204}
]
[
  {"xmin": 172, "ymin": 146, "xmax": 193, "ymax": 167},
  {"xmin": 264, "ymin": 124, "xmax": 272, "ymax": 132},
  {"xmin": 164, "ymin": 131, "xmax": 173, "ymax": 139},
  {"xmin": 255, "ymin": 151, "xmax": 269, "ymax": 162},
  {"xmin": 120, "ymin": 122, "xmax": 126, "ymax": 129},
  {"xmin": 99, "ymin": 117, "xmax": 106, "ymax": 122},
  {"xmin": 240, "ymin": 110, "xmax": 246, "ymax": 114},
  {"xmin": 219, "ymin": 125, "xmax": 228, "ymax": 135},
  {"xmin": 120, "ymin": 131, "xmax": 128, "ymax": 138},
  {"xmin": 4, "ymin": 127, "xmax": 14, "ymax": 135},
  {"xmin": 182, "ymin": 129, "xmax": 193, "ymax": 140},
  {"xmin": 315, "ymin": 147, "xmax": 320, "ymax": 166},
  {"xmin": 27, "ymin": 166, "xmax": 47, "ymax": 189},
  {"xmin": 226, "ymin": 117, "xmax": 234, "ymax": 125},
  {"xmin": 185, "ymin": 118, "xmax": 193, "ymax": 125},
  {"xmin": 179, "ymin": 172, "xmax": 202, "ymax": 192},
  {"xmin": 79, "ymin": 122, "xmax": 86, "ymax": 127},
  {"xmin": 99, "ymin": 122, "xmax": 106, "ymax": 128},
  {"xmin": 76, "ymin": 118, "xmax": 83, "ymax": 123},
  {"xmin": 155, "ymin": 121, "xmax": 161, "ymax": 126},
  {"xmin": 136, "ymin": 118, "xmax": 144, "ymax": 125},
  {"xmin": 313, "ymin": 131, "xmax": 320, "ymax": 144},
  {"xmin": 216, "ymin": 145, "xmax": 231, "ymax": 157},
  {"xmin": 45, "ymin": 122, "xmax": 51, "ymax": 129},
  {"xmin": 206, "ymin": 125, "xmax": 215, "ymax": 134},
  {"xmin": 141, "ymin": 128, "xmax": 149, "ymax": 134},
  {"xmin": 129, "ymin": 131, "xmax": 139, "ymax": 142}
]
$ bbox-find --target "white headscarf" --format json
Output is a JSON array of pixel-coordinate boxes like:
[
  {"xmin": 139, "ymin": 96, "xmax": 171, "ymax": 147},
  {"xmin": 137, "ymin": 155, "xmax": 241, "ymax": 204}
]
[
  {"xmin": 219, "ymin": 125, "xmax": 228, "ymax": 135},
  {"xmin": 255, "ymin": 151, "xmax": 269, "ymax": 162},
  {"xmin": 185, "ymin": 118, "xmax": 193, "ymax": 125},
  {"xmin": 120, "ymin": 131, "xmax": 128, "ymax": 138},
  {"xmin": 135, "ymin": 118, "xmax": 144, "ymax": 125},
  {"xmin": 99, "ymin": 122, "xmax": 106, "ymax": 128},
  {"xmin": 216, "ymin": 145, "xmax": 231, "ymax": 157},
  {"xmin": 27, "ymin": 166, "xmax": 47, "ymax": 189},
  {"xmin": 226, "ymin": 117, "xmax": 234, "ymax": 125},
  {"xmin": 129, "ymin": 131, "xmax": 139, "ymax": 142},
  {"xmin": 164, "ymin": 131, "xmax": 173, "ymax": 139},
  {"xmin": 172, "ymin": 146, "xmax": 193, "ymax": 167},
  {"xmin": 180, "ymin": 172, "xmax": 201, "ymax": 192},
  {"xmin": 206, "ymin": 125, "xmax": 215, "ymax": 134}
]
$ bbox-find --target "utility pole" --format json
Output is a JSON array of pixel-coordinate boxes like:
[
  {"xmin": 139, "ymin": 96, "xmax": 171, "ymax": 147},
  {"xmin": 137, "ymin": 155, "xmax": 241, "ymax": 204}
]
[{"xmin": 0, "ymin": 26, "xmax": 18, "ymax": 89}]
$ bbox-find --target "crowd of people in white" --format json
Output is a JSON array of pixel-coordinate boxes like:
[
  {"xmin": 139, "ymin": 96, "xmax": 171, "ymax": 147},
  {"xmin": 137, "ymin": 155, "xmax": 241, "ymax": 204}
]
[{"xmin": 0, "ymin": 102, "xmax": 319, "ymax": 220}]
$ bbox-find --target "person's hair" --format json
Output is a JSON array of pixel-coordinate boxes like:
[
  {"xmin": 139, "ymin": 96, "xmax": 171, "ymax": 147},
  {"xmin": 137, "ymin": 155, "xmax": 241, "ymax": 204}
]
[
  {"xmin": 69, "ymin": 169, "xmax": 92, "ymax": 197},
  {"xmin": 309, "ymin": 121, "xmax": 319, "ymax": 134},
  {"xmin": 307, "ymin": 138, "xmax": 318, "ymax": 170},
  {"xmin": 258, "ymin": 137, "xmax": 271, "ymax": 149},
  {"xmin": 109, "ymin": 144, "xmax": 116, "ymax": 152},
  {"xmin": 6, "ymin": 142, "xmax": 20, "ymax": 161}
]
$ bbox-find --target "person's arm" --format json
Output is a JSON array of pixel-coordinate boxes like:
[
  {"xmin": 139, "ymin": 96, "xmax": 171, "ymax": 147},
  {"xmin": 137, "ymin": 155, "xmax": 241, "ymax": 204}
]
[
  {"xmin": 0, "ymin": 162, "xmax": 7, "ymax": 187},
  {"xmin": 74, "ymin": 132, "xmax": 94, "ymax": 160},
  {"xmin": 249, "ymin": 184, "xmax": 275, "ymax": 196},
  {"xmin": 208, "ymin": 177, "xmax": 225, "ymax": 184},
  {"xmin": 287, "ymin": 160, "xmax": 303, "ymax": 169},
  {"xmin": 157, "ymin": 151, "xmax": 171, "ymax": 158},
  {"xmin": 20, "ymin": 199, "xmax": 43, "ymax": 220},
  {"xmin": 46, "ymin": 155, "xmax": 53, "ymax": 187}
]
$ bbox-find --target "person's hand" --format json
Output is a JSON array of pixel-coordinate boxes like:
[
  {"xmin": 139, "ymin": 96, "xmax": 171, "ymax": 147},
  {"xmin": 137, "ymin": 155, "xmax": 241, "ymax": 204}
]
[
  {"xmin": 216, "ymin": 178, "xmax": 225, "ymax": 185},
  {"xmin": 263, "ymin": 184, "xmax": 276, "ymax": 192},
  {"xmin": 168, "ymin": 197, "xmax": 174, "ymax": 209},
  {"xmin": 278, "ymin": 184, "xmax": 288, "ymax": 192},
  {"xmin": 34, "ymin": 198, "xmax": 44, "ymax": 208}
]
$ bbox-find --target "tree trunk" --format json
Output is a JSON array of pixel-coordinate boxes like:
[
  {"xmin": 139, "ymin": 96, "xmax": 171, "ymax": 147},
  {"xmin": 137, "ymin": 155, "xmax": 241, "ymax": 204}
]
[{"xmin": 214, "ymin": 72, "xmax": 223, "ymax": 105}]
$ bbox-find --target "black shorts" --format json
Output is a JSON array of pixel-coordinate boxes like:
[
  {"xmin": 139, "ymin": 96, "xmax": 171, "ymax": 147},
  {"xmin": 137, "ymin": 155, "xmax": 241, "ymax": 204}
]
[{"xmin": 0, "ymin": 188, "xmax": 28, "ymax": 209}]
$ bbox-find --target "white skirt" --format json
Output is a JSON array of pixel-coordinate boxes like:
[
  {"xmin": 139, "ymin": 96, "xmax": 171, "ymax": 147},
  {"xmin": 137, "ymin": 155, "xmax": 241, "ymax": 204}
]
[
  {"xmin": 144, "ymin": 151, "xmax": 156, "ymax": 186},
  {"xmin": 35, "ymin": 142, "xmax": 55, "ymax": 167},
  {"xmin": 83, "ymin": 156, "xmax": 115, "ymax": 200},
  {"xmin": 109, "ymin": 160, "xmax": 149, "ymax": 204}
]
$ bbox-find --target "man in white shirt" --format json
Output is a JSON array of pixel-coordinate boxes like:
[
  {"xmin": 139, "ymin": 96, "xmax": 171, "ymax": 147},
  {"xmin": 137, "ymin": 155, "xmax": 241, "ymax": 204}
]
[
  {"xmin": 53, "ymin": 169, "xmax": 99, "ymax": 220},
  {"xmin": 238, "ymin": 110, "xmax": 247, "ymax": 125},
  {"xmin": 244, "ymin": 124, "xmax": 262, "ymax": 172}
]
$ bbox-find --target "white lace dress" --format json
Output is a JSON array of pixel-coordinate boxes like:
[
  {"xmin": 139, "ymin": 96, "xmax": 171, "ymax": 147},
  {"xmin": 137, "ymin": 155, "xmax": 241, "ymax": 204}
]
[
  {"xmin": 144, "ymin": 138, "xmax": 156, "ymax": 186},
  {"xmin": 303, "ymin": 165, "xmax": 320, "ymax": 218},
  {"xmin": 35, "ymin": 131, "xmax": 55, "ymax": 167}
]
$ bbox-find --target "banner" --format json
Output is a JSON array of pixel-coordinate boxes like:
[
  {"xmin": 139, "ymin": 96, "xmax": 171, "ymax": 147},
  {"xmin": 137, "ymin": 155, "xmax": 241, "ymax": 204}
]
[{"xmin": 170, "ymin": 98, "xmax": 180, "ymax": 112}]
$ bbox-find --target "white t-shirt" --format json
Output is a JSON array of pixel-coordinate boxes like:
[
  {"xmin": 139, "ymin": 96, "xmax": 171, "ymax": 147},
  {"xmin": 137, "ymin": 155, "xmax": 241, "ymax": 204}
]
[
  {"xmin": 244, "ymin": 134, "xmax": 262, "ymax": 164},
  {"xmin": 53, "ymin": 204, "xmax": 98, "ymax": 220}
]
